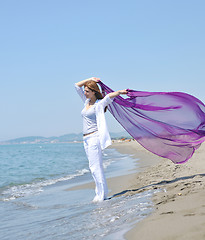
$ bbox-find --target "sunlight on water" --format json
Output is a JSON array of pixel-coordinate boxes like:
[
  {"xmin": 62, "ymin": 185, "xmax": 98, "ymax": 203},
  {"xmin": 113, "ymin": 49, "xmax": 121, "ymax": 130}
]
[{"xmin": 0, "ymin": 143, "xmax": 154, "ymax": 240}]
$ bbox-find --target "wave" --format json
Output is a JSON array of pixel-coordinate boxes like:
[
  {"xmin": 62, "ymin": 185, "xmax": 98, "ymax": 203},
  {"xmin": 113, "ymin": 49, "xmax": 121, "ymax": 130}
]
[
  {"xmin": 0, "ymin": 157, "xmax": 115, "ymax": 202},
  {"xmin": 0, "ymin": 168, "xmax": 90, "ymax": 202}
]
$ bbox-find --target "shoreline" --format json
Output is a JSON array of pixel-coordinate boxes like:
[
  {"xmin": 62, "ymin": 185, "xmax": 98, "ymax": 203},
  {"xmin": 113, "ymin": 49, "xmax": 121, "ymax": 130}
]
[
  {"xmin": 113, "ymin": 141, "xmax": 205, "ymax": 240},
  {"xmin": 67, "ymin": 140, "xmax": 163, "ymax": 238},
  {"xmin": 67, "ymin": 140, "xmax": 161, "ymax": 195},
  {"xmin": 67, "ymin": 140, "xmax": 160, "ymax": 196},
  {"xmin": 67, "ymin": 140, "xmax": 205, "ymax": 239}
]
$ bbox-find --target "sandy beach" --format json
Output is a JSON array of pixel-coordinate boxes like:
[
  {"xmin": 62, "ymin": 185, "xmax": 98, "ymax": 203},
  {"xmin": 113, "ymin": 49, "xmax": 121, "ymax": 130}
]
[
  {"xmin": 68, "ymin": 140, "xmax": 205, "ymax": 239},
  {"xmin": 111, "ymin": 140, "xmax": 205, "ymax": 240}
]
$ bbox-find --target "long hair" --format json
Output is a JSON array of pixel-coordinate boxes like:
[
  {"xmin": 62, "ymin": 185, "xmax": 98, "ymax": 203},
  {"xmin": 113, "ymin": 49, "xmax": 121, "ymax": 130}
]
[{"xmin": 84, "ymin": 80, "xmax": 107, "ymax": 112}]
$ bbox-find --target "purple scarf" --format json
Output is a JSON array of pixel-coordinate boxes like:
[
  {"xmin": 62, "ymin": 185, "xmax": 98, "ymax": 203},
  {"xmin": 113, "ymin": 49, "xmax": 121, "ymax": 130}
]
[{"xmin": 98, "ymin": 81, "xmax": 205, "ymax": 164}]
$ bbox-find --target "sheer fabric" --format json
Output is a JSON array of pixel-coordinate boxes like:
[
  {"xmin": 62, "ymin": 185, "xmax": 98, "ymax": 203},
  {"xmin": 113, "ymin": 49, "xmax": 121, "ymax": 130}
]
[{"xmin": 98, "ymin": 81, "xmax": 205, "ymax": 164}]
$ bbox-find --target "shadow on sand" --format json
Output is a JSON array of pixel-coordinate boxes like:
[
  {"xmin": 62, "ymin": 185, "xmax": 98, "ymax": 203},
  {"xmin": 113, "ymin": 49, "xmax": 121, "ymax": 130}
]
[{"xmin": 108, "ymin": 173, "xmax": 205, "ymax": 200}]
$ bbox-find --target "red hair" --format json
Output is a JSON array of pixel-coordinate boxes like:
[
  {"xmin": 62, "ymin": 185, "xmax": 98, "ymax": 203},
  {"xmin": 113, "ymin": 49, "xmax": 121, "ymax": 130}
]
[
  {"xmin": 84, "ymin": 80, "xmax": 107, "ymax": 112},
  {"xmin": 84, "ymin": 80, "xmax": 103, "ymax": 99}
]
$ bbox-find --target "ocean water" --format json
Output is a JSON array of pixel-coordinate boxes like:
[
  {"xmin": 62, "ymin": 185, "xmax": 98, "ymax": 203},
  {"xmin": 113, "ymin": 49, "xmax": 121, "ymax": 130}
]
[{"xmin": 0, "ymin": 143, "xmax": 155, "ymax": 240}]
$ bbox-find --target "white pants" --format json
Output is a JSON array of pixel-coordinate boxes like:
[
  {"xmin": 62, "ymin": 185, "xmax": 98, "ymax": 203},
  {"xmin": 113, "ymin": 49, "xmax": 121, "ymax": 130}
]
[{"xmin": 83, "ymin": 132, "xmax": 108, "ymax": 201}]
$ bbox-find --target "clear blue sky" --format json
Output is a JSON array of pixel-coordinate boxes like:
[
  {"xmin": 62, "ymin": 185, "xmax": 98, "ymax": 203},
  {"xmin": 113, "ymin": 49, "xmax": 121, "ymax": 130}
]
[{"xmin": 0, "ymin": 0, "xmax": 205, "ymax": 141}]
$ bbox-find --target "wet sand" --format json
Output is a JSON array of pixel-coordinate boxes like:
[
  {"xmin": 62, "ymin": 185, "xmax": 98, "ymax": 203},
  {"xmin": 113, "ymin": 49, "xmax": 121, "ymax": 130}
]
[
  {"xmin": 68, "ymin": 140, "xmax": 205, "ymax": 239},
  {"xmin": 113, "ymin": 141, "xmax": 205, "ymax": 240}
]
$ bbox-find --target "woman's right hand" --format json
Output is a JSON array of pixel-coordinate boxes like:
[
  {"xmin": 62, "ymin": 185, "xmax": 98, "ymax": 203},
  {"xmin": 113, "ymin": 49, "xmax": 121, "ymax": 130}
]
[
  {"xmin": 90, "ymin": 77, "xmax": 101, "ymax": 82},
  {"xmin": 76, "ymin": 77, "xmax": 101, "ymax": 87}
]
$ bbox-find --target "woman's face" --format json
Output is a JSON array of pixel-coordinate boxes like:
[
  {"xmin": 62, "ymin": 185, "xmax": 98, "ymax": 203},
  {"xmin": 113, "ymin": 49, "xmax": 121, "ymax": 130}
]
[{"xmin": 84, "ymin": 86, "xmax": 95, "ymax": 99}]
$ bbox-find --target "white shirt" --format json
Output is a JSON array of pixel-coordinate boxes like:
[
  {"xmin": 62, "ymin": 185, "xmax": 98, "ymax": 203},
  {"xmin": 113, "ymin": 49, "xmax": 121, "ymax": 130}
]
[{"xmin": 75, "ymin": 84, "xmax": 113, "ymax": 150}]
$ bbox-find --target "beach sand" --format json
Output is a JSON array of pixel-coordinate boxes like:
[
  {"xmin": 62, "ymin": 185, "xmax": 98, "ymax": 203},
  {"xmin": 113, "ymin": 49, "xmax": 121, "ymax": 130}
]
[
  {"xmin": 68, "ymin": 140, "xmax": 205, "ymax": 239},
  {"xmin": 112, "ymin": 140, "xmax": 205, "ymax": 240}
]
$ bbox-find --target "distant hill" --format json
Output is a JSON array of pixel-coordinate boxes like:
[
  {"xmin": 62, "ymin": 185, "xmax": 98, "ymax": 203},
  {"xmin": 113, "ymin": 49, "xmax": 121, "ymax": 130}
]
[
  {"xmin": 0, "ymin": 131, "xmax": 132, "ymax": 145},
  {"xmin": 3, "ymin": 136, "xmax": 47, "ymax": 144}
]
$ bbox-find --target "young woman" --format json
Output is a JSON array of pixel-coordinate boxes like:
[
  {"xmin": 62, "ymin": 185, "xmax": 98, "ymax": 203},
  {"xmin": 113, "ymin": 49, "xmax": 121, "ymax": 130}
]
[{"xmin": 75, "ymin": 77, "xmax": 127, "ymax": 202}]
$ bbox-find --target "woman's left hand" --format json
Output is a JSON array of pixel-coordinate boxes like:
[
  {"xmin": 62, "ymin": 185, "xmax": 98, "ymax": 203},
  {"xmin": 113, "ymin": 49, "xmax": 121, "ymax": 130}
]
[
  {"xmin": 118, "ymin": 89, "xmax": 128, "ymax": 95},
  {"xmin": 108, "ymin": 89, "xmax": 128, "ymax": 99}
]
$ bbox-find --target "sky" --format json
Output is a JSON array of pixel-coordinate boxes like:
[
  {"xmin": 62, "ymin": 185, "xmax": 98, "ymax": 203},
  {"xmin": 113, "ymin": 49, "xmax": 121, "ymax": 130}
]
[{"xmin": 0, "ymin": 0, "xmax": 205, "ymax": 141}]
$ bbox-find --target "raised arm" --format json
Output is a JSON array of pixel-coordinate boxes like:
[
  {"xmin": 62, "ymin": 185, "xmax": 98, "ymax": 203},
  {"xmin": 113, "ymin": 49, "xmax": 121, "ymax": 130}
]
[
  {"xmin": 108, "ymin": 90, "xmax": 128, "ymax": 99},
  {"xmin": 98, "ymin": 89, "xmax": 128, "ymax": 109},
  {"xmin": 75, "ymin": 77, "xmax": 100, "ymax": 87}
]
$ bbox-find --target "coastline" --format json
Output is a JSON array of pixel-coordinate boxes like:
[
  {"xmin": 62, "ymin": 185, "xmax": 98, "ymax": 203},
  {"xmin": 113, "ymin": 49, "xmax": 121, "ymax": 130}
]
[
  {"xmin": 3, "ymin": 140, "xmax": 204, "ymax": 239},
  {"xmin": 67, "ymin": 140, "xmax": 205, "ymax": 239},
  {"xmin": 68, "ymin": 140, "xmax": 160, "ymax": 195},
  {"xmin": 112, "ymin": 140, "xmax": 205, "ymax": 240}
]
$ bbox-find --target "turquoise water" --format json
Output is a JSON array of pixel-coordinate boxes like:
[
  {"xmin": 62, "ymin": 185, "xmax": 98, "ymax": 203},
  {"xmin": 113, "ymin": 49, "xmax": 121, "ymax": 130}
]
[
  {"xmin": 0, "ymin": 143, "xmax": 155, "ymax": 240},
  {"xmin": 0, "ymin": 143, "xmax": 88, "ymax": 189}
]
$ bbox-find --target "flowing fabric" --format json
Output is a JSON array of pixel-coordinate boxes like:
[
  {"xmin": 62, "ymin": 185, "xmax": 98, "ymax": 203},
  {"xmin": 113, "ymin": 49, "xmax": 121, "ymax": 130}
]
[{"xmin": 98, "ymin": 81, "xmax": 205, "ymax": 164}]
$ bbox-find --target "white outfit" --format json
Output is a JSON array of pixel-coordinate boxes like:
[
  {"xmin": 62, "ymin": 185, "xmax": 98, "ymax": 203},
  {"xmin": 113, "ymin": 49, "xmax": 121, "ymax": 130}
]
[
  {"xmin": 75, "ymin": 84, "xmax": 113, "ymax": 150},
  {"xmin": 75, "ymin": 84, "xmax": 113, "ymax": 201},
  {"xmin": 83, "ymin": 132, "xmax": 108, "ymax": 201}
]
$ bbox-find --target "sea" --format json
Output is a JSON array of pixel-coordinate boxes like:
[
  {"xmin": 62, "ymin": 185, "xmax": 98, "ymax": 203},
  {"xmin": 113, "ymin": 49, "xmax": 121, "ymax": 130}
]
[{"xmin": 0, "ymin": 142, "xmax": 156, "ymax": 240}]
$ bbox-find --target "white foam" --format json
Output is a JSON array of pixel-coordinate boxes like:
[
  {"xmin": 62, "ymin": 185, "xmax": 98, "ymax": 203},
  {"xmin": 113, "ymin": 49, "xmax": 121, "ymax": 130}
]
[
  {"xmin": 103, "ymin": 159, "xmax": 114, "ymax": 169},
  {"xmin": 1, "ymin": 168, "xmax": 90, "ymax": 201}
]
